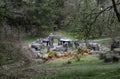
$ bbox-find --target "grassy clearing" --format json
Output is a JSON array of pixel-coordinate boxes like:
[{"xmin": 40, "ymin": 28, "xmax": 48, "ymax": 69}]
[
  {"xmin": 21, "ymin": 32, "xmax": 120, "ymax": 79},
  {"xmin": 3, "ymin": 55, "xmax": 120, "ymax": 79},
  {"xmin": 53, "ymin": 38, "xmax": 59, "ymax": 43},
  {"xmin": 29, "ymin": 55, "xmax": 120, "ymax": 79},
  {"xmin": 55, "ymin": 30, "xmax": 75, "ymax": 40},
  {"xmin": 23, "ymin": 37, "xmax": 40, "ymax": 44},
  {"xmin": 22, "ymin": 30, "xmax": 74, "ymax": 44}
]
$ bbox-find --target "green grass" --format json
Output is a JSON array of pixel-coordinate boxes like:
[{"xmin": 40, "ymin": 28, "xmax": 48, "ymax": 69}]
[
  {"xmin": 29, "ymin": 55, "xmax": 120, "ymax": 79},
  {"xmin": 53, "ymin": 38, "xmax": 59, "ymax": 43},
  {"xmin": 23, "ymin": 37, "xmax": 40, "ymax": 44},
  {"xmin": 22, "ymin": 30, "xmax": 74, "ymax": 44},
  {"xmin": 55, "ymin": 30, "xmax": 75, "ymax": 40},
  {"xmin": 20, "ymin": 32, "xmax": 120, "ymax": 79},
  {"xmin": 4, "ymin": 55, "xmax": 120, "ymax": 79}
]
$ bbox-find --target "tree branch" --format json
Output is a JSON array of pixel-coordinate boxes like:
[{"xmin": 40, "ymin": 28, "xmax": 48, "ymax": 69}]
[
  {"xmin": 92, "ymin": 2, "xmax": 120, "ymax": 24},
  {"xmin": 111, "ymin": 0, "xmax": 120, "ymax": 22}
]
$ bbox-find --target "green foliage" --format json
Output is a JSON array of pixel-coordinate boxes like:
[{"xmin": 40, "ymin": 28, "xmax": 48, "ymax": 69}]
[
  {"xmin": 0, "ymin": 0, "xmax": 9, "ymax": 25},
  {"xmin": 0, "ymin": 43, "xmax": 18, "ymax": 66},
  {"xmin": 22, "ymin": 0, "xmax": 66, "ymax": 36},
  {"xmin": 62, "ymin": 0, "xmax": 120, "ymax": 40},
  {"xmin": 0, "ymin": 0, "xmax": 66, "ymax": 37},
  {"xmin": 68, "ymin": 0, "xmax": 99, "ymax": 40}
]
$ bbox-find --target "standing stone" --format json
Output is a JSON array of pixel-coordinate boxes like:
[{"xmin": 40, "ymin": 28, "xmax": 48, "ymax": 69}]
[
  {"xmin": 63, "ymin": 43, "xmax": 68, "ymax": 52},
  {"xmin": 47, "ymin": 44, "xmax": 50, "ymax": 53},
  {"xmin": 111, "ymin": 40, "xmax": 120, "ymax": 51},
  {"xmin": 49, "ymin": 33, "xmax": 54, "ymax": 46},
  {"xmin": 72, "ymin": 42, "xmax": 76, "ymax": 51},
  {"xmin": 42, "ymin": 38, "xmax": 49, "ymax": 46}
]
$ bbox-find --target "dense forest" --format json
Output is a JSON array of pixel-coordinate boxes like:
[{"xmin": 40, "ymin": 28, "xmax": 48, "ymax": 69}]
[
  {"xmin": 0, "ymin": 0, "xmax": 120, "ymax": 37},
  {"xmin": 0, "ymin": 0, "xmax": 120, "ymax": 79}
]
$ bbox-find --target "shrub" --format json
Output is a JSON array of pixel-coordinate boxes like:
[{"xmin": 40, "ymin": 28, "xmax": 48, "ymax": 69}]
[
  {"xmin": 73, "ymin": 53, "xmax": 80, "ymax": 62},
  {"xmin": 0, "ymin": 42, "xmax": 33, "ymax": 66},
  {"xmin": 112, "ymin": 55, "xmax": 119, "ymax": 62},
  {"xmin": 48, "ymin": 51, "xmax": 58, "ymax": 59},
  {"xmin": 67, "ymin": 60, "xmax": 72, "ymax": 64},
  {"xmin": 77, "ymin": 46, "xmax": 90, "ymax": 55},
  {"xmin": 99, "ymin": 53, "xmax": 106, "ymax": 60},
  {"xmin": 103, "ymin": 54, "xmax": 113, "ymax": 63},
  {"xmin": 99, "ymin": 51, "xmax": 120, "ymax": 63}
]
